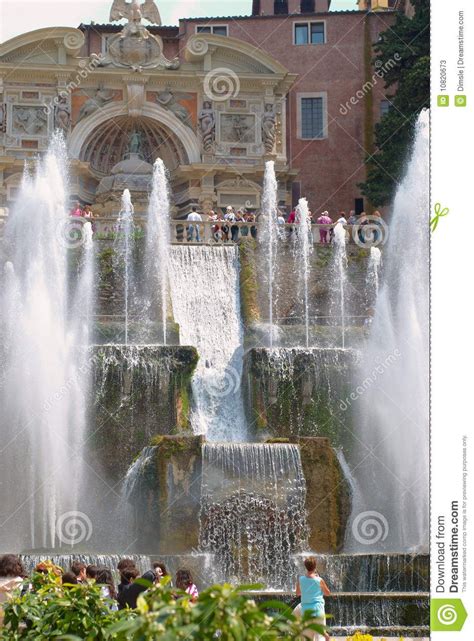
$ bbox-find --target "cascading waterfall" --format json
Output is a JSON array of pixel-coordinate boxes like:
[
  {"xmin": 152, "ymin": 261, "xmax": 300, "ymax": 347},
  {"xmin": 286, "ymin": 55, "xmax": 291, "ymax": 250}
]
[
  {"xmin": 293, "ymin": 197, "xmax": 313, "ymax": 348},
  {"xmin": 168, "ymin": 245, "xmax": 247, "ymax": 441},
  {"xmin": 145, "ymin": 159, "xmax": 170, "ymax": 345},
  {"xmin": 199, "ymin": 443, "xmax": 309, "ymax": 589},
  {"xmin": 115, "ymin": 189, "xmax": 134, "ymax": 345},
  {"xmin": 346, "ymin": 111, "xmax": 429, "ymax": 552},
  {"xmin": 259, "ymin": 161, "xmax": 279, "ymax": 347},
  {"xmin": 329, "ymin": 223, "xmax": 348, "ymax": 348},
  {"xmin": 0, "ymin": 134, "xmax": 93, "ymax": 551}
]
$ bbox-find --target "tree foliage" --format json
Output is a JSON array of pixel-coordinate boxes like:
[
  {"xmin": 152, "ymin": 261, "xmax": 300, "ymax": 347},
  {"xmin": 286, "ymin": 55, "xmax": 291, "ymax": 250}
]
[{"xmin": 360, "ymin": 0, "xmax": 430, "ymax": 206}]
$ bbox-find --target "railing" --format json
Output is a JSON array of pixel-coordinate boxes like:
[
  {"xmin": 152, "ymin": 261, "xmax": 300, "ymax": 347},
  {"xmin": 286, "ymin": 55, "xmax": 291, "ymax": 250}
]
[{"xmin": 65, "ymin": 217, "xmax": 374, "ymax": 246}]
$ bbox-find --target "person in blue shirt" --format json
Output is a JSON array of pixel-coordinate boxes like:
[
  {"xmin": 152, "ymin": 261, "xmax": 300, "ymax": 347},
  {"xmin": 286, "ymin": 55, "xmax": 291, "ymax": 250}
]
[{"xmin": 295, "ymin": 556, "xmax": 331, "ymax": 641}]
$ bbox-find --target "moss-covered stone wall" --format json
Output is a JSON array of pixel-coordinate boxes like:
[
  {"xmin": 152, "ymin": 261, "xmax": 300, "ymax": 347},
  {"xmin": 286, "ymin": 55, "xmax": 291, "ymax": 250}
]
[
  {"xmin": 244, "ymin": 347, "xmax": 359, "ymax": 448},
  {"xmin": 89, "ymin": 345, "xmax": 198, "ymax": 480}
]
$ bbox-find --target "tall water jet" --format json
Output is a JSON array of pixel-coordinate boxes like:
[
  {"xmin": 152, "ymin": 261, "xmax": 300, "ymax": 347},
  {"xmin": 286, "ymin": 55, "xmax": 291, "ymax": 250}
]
[
  {"xmin": 0, "ymin": 134, "xmax": 93, "ymax": 551},
  {"xmin": 329, "ymin": 223, "xmax": 348, "ymax": 348},
  {"xmin": 145, "ymin": 159, "xmax": 170, "ymax": 345},
  {"xmin": 366, "ymin": 246, "xmax": 382, "ymax": 307},
  {"xmin": 115, "ymin": 189, "xmax": 134, "ymax": 345},
  {"xmin": 293, "ymin": 197, "xmax": 313, "ymax": 348},
  {"xmin": 346, "ymin": 111, "xmax": 429, "ymax": 552},
  {"xmin": 199, "ymin": 443, "xmax": 309, "ymax": 588},
  {"xmin": 259, "ymin": 161, "xmax": 279, "ymax": 347},
  {"xmin": 168, "ymin": 245, "xmax": 247, "ymax": 441}
]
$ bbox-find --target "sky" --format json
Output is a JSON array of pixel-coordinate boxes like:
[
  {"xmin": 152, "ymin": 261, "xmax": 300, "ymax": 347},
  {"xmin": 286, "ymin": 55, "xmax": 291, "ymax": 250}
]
[{"xmin": 0, "ymin": 0, "xmax": 357, "ymax": 42}]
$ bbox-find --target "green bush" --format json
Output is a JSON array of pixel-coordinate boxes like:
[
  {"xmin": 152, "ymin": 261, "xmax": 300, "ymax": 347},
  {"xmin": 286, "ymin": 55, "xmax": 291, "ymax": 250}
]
[{"xmin": 1, "ymin": 574, "xmax": 326, "ymax": 640}]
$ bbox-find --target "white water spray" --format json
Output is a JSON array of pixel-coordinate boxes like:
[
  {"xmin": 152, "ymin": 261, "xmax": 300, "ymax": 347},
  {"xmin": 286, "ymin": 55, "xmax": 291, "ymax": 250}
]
[
  {"xmin": 347, "ymin": 111, "xmax": 429, "ymax": 552},
  {"xmin": 0, "ymin": 134, "xmax": 93, "ymax": 550},
  {"xmin": 259, "ymin": 161, "xmax": 279, "ymax": 347},
  {"xmin": 168, "ymin": 245, "xmax": 247, "ymax": 441},
  {"xmin": 294, "ymin": 197, "xmax": 313, "ymax": 348},
  {"xmin": 330, "ymin": 222, "xmax": 348, "ymax": 348},
  {"xmin": 115, "ymin": 189, "xmax": 134, "ymax": 345},
  {"xmin": 145, "ymin": 159, "xmax": 170, "ymax": 345}
]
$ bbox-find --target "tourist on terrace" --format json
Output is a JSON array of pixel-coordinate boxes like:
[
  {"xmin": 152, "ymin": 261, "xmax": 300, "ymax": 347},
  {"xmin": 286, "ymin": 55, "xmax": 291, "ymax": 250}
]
[
  {"xmin": 70, "ymin": 561, "xmax": 87, "ymax": 583},
  {"xmin": 117, "ymin": 567, "xmax": 140, "ymax": 609},
  {"xmin": 295, "ymin": 556, "xmax": 330, "ymax": 641},
  {"xmin": 316, "ymin": 212, "xmax": 332, "ymax": 244},
  {"xmin": 0, "ymin": 555, "xmax": 25, "ymax": 624},
  {"xmin": 175, "ymin": 568, "xmax": 199, "ymax": 602},
  {"xmin": 336, "ymin": 211, "xmax": 347, "ymax": 225},
  {"xmin": 246, "ymin": 211, "xmax": 257, "ymax": 239},
  {"xmin": 222, "ymin": 206, "xmax": 235, "ymax": 242},
  {"xmin": 347, "ymin": 210, "xmax": 357, "ymax": 225},
  {"xmin": 70, "ymin": 201, "xmax": 83, "ymax": 217},
  {"xmin": 187, "ymin": 206, "xmax": 202, "ymax": 242}
]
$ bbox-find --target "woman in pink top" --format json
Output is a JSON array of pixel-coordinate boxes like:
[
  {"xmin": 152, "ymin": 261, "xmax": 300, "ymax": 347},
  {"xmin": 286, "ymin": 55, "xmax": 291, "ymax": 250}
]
[
  {"xmin": 70, "ymin": 201, "xmax": 83, "ymax": 217},
  {"xmin": 176, "ymin": 568, "xmax": 199, "ymax": 603},
  {"xmin": 316, "ymin": 212, "xmax": 333, "ymax": 244}
]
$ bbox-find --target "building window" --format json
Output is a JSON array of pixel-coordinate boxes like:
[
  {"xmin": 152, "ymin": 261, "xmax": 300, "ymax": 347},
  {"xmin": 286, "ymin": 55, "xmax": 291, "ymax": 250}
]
[
  {"xmin": 355, "ymin": 198, "xmax": 364, "ymax": 215},
  {"xmin": 196, "ymin": 25, "xmax": 228, "ymax": 36},
  {"xmin": 274, "ymin": 0, "xmax": 289, "ymax": 14},
  {"xmin": 301, "ymin": 0, "xmax": 315, "ymax": 11},
  {"xmin": 380, "ymin": 99, "xmax": 392, "ymax": 117},
  {"xmin": 300, "ymin": 96, "xmax": 325, "ymax": 139},
  {"xmin": 294, "ymin": 21, "xmax": 326, "ymax": 45}
]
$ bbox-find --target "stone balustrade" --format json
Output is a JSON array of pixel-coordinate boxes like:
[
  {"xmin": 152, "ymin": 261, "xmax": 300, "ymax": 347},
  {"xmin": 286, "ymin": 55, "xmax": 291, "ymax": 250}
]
[{"xmin": 64, "ymin": 216, "xmax": 368, "ymax": 245}]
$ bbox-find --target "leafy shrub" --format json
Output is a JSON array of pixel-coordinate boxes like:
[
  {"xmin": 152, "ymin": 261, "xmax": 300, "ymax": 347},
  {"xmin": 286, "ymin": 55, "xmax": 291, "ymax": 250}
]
[{"xmin": 1, "ymin": 574, "xmax": 326, "ymax": 640}]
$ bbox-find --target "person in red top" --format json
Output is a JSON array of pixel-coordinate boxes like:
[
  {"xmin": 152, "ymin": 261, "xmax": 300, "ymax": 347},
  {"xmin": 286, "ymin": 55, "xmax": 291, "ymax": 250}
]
[
  {"xmin": 70, "ymin": 201, "xmax": 83, "ymax": 217},
  {"xmin": 316, "ymin": 212, "xmax": 333, "ymax": 244},
  {"xmin": 287, "ymin": 209, "xmax": 297, "ymax": 224}
]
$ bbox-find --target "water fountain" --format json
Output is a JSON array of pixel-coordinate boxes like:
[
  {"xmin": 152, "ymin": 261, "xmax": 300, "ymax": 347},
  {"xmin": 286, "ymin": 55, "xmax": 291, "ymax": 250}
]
[
  {"xmin": 145, "ymin": 159, "xmax": 171, "ymax": 345},
  {"xmin": 199, "ymin": 443, "xmax": 309, "ymax": 589},
  {"xmin": 293, "ymin": 197, "xmax": 313, "ymax": 348},
  {"xmin": 114, "ymin": 189, "xmax": 134, "ymax": 345},
  {"xmin": 259, "ymin": 160, "xmax": 279, "ymax": 347},
  {"xmin": 345, "ymin": 110, "xmax": 429, "ymax": 552},
  {"xmin": 366, "ymin": 246, "xmax": 382, "ymax": 303},
  {"xmin": 329, "ymin": 222, "xmax": 348, "ymax": 349},
  {"xmin": 168, "ymin": 245, "xmax": 247, "ymax": 442},
  {"xmin": 0, "ymin": 134, "xmax": 92, "ymax": 551}
]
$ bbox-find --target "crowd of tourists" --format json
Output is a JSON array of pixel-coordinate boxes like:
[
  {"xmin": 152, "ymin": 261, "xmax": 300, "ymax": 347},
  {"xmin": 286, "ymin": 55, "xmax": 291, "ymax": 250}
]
[
  {"xmin": 186, "ymin": 204, "xmax": 384, "ymax": 245},
  {"xmin": 0, "ymin": 555, "xmax": 198, "ymax": 615},
  {"xmin": 1, "ymin": 553, "xmax": 330, "ymax": 640}
]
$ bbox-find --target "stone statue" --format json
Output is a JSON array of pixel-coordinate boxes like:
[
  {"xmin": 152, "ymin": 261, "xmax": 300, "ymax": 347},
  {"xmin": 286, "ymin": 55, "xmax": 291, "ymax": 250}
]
[
  {"xmin": 156, "ymin": 91, "xmax": 193, "ymax": 128},
  {"xmin": 110, "ymin": 0, "xmax": 162, "ymax": 28},
  {"xmin": 128, "ymin": 130, "xmax": 143, "ymax": 156},
  {"xmin": 54, "ymin": 95, "xmax": 70, "ymax": 132},
  {"xmin": 95, "ymin": 0, "xmax": 179, "ymax": 71},
  {"xmin": 198, "ymin": 101, "xmax": 215, "ymax": 152},
  {"xmin": 77, "ymin": 85, "xmax": 115, "ymax": 122},
  {"xmin": 262, "ymin": 103, "xmax": 276, "ymax": 153},
  {"xmin": 0, "ymin": 103, "xmax": 5, "ymax": 133}
]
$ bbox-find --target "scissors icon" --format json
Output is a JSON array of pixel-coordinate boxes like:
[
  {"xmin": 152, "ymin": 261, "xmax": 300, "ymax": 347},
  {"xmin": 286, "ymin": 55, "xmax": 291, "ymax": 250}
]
[{"xmin": 430, "ymin": 203, "xmax": 449, "ymax": 232}]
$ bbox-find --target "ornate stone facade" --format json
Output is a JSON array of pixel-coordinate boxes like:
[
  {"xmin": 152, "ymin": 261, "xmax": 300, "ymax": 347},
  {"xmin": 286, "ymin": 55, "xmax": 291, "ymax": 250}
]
[{"xmin": 0, "ymin": 1, "xmax": 397, "ymax": 218}]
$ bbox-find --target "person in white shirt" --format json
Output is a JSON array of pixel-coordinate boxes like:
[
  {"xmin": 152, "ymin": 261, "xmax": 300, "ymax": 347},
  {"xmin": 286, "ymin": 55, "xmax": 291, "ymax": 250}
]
[
  {"xmin": 187, "ymin": 206, "xmax": 202, "ymax": 242},
  {"xmin": 336, "ymin": 211, "xmax": 347, "ymax": 226}
]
